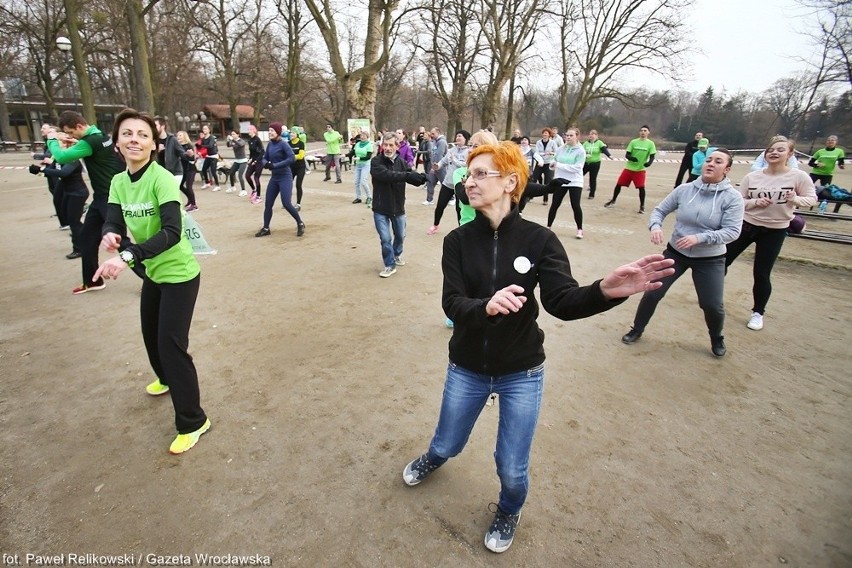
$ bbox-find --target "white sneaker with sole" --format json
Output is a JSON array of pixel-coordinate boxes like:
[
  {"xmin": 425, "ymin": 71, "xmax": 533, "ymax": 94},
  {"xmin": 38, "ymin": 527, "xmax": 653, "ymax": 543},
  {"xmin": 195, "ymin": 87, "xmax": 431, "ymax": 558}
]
[
  {"xmin": 379, "ymin": 266, "xmax": 397, "ymax": 278},
  {"xmin": 747, "ymin": 312, "xmax": 764, "ymax": 330}
]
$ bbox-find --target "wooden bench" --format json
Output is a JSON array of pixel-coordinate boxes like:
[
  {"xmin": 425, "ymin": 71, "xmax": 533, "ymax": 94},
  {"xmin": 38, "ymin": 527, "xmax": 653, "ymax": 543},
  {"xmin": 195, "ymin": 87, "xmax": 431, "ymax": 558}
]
[
  {"xmin": 310, "ymin": 154, "xmax": 351, "ymax": 171},
  {"xmin": 0, "ymin": 140, "xmax": 20, "ymax": 152}
]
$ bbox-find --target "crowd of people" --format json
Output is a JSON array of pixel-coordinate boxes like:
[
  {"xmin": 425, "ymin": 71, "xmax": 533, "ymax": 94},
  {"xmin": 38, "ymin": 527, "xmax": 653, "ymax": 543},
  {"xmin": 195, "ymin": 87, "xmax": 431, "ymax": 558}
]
[{"xmin": 26, "ymin": 112, "xmax": 841, "ymax": 553}]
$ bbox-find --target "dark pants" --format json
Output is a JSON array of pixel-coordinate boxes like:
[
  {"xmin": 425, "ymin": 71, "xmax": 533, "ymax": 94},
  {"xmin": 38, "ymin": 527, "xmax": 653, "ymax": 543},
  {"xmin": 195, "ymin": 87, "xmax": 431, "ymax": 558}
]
[
  {"xmin": 433, "ymin": 183, "xmax": 459, "ymax": 226},
  {"xmin": 583, "ymin": 161, "xmax": 601, "ymax": 197},
  {"xmin": 674, "ymin": 159, "xmax": 691, "ymax": 187},
  {"xmin": 725, "ymin": 222, "xmax": 787, "ymax": 315},
  {"xmin": 263, "ymin": 175, "xmax": 302, "ymax": 229},
  {"xmin": 547, "ymin": 183, "xmax": 583, "ymax": 229},
  {"xmin": 633, "ymin": 247, "xmax": 726, "ymax": 339},
  {"xmin": 180, "ymin": 168, "xmax": 197, "ymax": 206},
  {"xmin": 809, "ymin": 173, "xmax": 832, "ymax": 186},
  {"xmin": 200, "ymin": 157, "xmax": 218, "ymax": 185},
  {"xmin": 53, "ymin": 184, "xmax": 67, "ymax": 226},
  {"xmin": 687, "ymin": 173, "xmax": 699, "ymax": 183},
  {"xmin": 80, "ymin": 199, "xmax": 107, "ymax": 286},
  {"xmin": 228, "ymin": 162, "xmax": 247, "ymax": 191},
  {"xmin": 610, "ymin": 186, "xmax": 646, "ymax": 209},
  {"xmin": 292, "ymin": 163, "xmax": 306, "ymax": 204},
  {"xmin": 140, "ymin": 273, "xmax": 207, "ymax": 433},
  {"xmin": 246, "ymin": 161, "xmax": 263, "ymax": 195},
  {"xmin": 62, "ymin": 191, "xmax": 87, "ymax": 253}
]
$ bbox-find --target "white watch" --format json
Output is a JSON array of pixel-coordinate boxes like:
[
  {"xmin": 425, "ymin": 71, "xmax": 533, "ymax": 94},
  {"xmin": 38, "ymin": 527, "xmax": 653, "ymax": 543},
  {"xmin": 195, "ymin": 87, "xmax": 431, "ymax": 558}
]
[{"xmin": 119, "ymin": 250, "xmax": 135, "ymax": 265}]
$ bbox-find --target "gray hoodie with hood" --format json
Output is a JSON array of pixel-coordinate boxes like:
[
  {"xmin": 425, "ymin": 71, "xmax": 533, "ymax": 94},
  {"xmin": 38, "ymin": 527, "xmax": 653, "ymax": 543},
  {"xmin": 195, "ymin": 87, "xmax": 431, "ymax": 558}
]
[{"xmin": 648, "ymin": 178, "xmax": 744, "ymax": 258}]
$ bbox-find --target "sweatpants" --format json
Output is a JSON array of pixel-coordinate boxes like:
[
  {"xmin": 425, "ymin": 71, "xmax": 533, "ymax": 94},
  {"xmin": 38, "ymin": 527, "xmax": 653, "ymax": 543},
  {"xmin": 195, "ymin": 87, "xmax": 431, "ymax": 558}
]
[{"xmin": 140, "ymin": 273, "xmax": 207, "ymax": 433}]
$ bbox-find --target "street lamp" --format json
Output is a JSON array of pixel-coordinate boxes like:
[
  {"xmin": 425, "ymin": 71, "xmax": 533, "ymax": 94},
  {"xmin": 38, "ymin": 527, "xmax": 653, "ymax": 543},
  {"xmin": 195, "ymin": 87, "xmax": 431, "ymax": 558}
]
[
  {"xmin": 55, "ymin": 36, "xmax": 78, "ymax": 111},
  {"xmin": 808, "ymin": 109, "xmax": 829, "ymax": 155}
]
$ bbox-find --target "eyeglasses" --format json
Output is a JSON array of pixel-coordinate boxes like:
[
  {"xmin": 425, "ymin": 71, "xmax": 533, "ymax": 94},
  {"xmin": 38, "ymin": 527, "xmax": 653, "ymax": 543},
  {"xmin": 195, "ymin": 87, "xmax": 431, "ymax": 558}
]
[{"xmin": 463, "ymin": 169, "xmax": 503, "ymax": 182}]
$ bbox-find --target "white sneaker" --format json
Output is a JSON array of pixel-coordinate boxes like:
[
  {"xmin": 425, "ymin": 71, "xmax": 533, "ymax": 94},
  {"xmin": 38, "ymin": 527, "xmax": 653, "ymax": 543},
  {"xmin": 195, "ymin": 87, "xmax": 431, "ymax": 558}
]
[
  {"xmin": 225, "ymin": 186, "xmax": 235, "ymax": 193},
  {"xmin": 576, "ymin": 229, "xmax": 584, "ymax": 239},
  {"xmin": 421, "ymin": 200, "xmax": 433, "ymax": 206},
  {"xmin": 394, "ymin": 256, "xmax": 405, "ymax": 266},
  {"xmin": 238, "ymin": 190, "xmax": 248, "ymax": 197},
  {"xmin": 747, "ymin": 312, "xmax": 764, "ymax": 331},
  {"xmin": 201, "ymin": 183, "xmax": 211, "ymax": 189},
  {"xmin": 212, "ymin": 186, "xmax": 221, "ymax": 192},
  {"xmin": 448, "ymin": 198, "xmax": 456, "ymax": 206},
  {"xmin": 379, "ymin": 266, "xmax": 397, "ymax": 278}
]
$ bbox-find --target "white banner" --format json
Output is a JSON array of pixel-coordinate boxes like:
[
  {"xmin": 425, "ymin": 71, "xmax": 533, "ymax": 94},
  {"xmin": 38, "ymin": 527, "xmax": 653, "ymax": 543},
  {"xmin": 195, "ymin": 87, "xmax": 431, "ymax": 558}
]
[{"xmin": 184, "ymin": 212, "xmax": 217, "ymax": 255}]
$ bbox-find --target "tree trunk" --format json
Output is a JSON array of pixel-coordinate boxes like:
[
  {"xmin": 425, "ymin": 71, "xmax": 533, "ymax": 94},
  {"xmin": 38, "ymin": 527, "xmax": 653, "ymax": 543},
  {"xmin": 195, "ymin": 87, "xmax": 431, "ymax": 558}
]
[
  {"xmin": 63, "ymin": 0, "xmax": 96, "ymax": 124},
  {"xmin": 126, "ymin": 0, "xmax": 155, "ymax": 113}
]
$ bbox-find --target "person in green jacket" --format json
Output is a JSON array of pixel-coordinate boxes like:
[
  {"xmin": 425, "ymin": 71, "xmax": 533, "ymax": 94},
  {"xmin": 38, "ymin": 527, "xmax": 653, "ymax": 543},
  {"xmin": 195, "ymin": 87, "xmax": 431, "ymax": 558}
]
[
  {"xmin": 46, "ymin": 111, "xmax": 125, "ymax": 294},
  {"xmin": 352, "ymin": 131, "xmax": 374, "ymax": 206},
  {"xmin": 808, "ymin": 135, "xmax": 845, "ymax": 186},
  {"xmin": 94, "ymin": 108, "xmax": 210, "ymax": 455},
  {"xmin": 323, "ymin": 124, "xmax": 344, "ymax": 183}
]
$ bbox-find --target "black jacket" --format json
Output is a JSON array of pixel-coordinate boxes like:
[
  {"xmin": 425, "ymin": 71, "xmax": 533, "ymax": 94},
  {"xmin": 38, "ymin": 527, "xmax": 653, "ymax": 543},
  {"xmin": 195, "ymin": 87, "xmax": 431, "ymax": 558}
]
[
  {"xmin": 370, "ymin": 152, "xmax": 423, "ymax": 217},
  {"xmin": 442, "ymin": 207, "xmax": 624, "ymax": 375},
  {"xmin": 248, "ymin": 135, "xmax": 264, "ymax": 162}
]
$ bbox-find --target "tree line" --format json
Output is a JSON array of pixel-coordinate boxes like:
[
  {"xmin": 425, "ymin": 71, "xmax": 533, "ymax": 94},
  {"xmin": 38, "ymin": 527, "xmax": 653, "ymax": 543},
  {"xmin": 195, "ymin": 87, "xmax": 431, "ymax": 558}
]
[{"xmin": 0, "ymin": 0, "xmax": 848, "ymax": 148}]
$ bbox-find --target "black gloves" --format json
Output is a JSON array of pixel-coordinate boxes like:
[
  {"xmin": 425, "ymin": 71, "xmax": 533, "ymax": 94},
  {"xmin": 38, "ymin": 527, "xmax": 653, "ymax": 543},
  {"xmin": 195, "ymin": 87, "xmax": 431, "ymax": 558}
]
[
  {"xmin": 406, "ymin": 172, "xmax": 428, "ymax": 186},
  {"xmin": 29, "ymin": 164, "xmax": 41, "ymax": 175},
  {"xmin": 264, "ymin": 161, "xmax": 274, "ymax": 170},
  {"xmin": 627, "ymin": 155, "xmax": 638, "ymax": 162},
  {"xmin": 644, "ymin": 162, "xmax": 652, "ymax": 168}
]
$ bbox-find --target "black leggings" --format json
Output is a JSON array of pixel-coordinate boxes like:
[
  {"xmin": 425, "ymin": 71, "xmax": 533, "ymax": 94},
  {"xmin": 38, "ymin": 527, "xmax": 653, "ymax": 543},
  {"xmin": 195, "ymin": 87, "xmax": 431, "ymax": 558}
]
[
  {"xmin": 547, "ymin": 183, "xmax": 583, "ymax": 229},
  {"xmin": 725, "ymin": 221, "xmax": 787, "ymax": 315},
  {"xmin": 583, "ymin": 162, "xmax": 601, "ymax": 197},
  {"xmin": 292, "ymin": 163, "xmax": 306, "ymax": 204},
  {"xmin": 433, "ymin": 183, "xmax": 459, "ymax": 226},
  {"xmin": 531, "ymin": 165, "xmax": 553, "ymax": 202},
  {"xmin": 140, "ymin": 273, "xmax": 207, "ymax": 433},
  {"xmin": 228, "ymin": 162, "xmax": 247, "ymax": 191},
  {"xmin": 246, "ymin": 161, "xmax": 263, "ymax": 195},
  {"xmin": 610, "ymin": 185, "xmax": 646, "ymax": 209},
  {"xmin": 180, "ymin": 168, "xmax": 197, "ymax": 206},
  {"xmin": 200, "ymin": 157, "xmax": 218, "ymax": 185}
]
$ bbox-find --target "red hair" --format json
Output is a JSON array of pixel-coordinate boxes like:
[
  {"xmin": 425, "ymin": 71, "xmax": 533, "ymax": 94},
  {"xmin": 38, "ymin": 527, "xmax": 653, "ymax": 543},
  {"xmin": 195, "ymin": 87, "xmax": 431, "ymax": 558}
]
[{"xmin": 468, "ymin": 141, "xmax": 530, "ymax": 204}]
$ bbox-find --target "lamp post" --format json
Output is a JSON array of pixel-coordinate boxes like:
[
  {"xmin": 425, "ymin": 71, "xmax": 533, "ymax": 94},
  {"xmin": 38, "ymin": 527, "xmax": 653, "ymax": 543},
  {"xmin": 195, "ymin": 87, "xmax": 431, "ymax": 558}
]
[
  {"xmin": 55, "ymin": 36, "xmax": 78, "ymax": 111},
  {"xmin": 808, "ymin": 109, "xmax": 829, "ymax": 155}
]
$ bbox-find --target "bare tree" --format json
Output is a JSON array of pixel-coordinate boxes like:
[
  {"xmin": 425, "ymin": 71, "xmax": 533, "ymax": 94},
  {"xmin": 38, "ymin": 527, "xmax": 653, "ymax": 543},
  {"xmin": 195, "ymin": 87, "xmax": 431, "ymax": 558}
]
[
  {"xmin": 414, "ymin": 0, "xmax": 485, "ymax": 133},
  {"xmin": 303, "ymin": 0, "xmax": 399, "ymax": 127},
  {"xmin": 477, "ymin": 0, "xmax": 545, "ymax": 130},
  {"xmin": 555, "ymin": 0, "xmax": 692, "ymax": 127},
  {"xmin": 761, "ymin": 74, "xmax": 814, "ymax": 136}
]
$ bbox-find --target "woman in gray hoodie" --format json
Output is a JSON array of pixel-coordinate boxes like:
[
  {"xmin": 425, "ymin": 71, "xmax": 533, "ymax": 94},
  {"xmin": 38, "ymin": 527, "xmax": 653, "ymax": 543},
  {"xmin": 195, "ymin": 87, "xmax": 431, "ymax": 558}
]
[{"xmin": 620, "ymin": 149, "xmax": 744, "ymax": 357}]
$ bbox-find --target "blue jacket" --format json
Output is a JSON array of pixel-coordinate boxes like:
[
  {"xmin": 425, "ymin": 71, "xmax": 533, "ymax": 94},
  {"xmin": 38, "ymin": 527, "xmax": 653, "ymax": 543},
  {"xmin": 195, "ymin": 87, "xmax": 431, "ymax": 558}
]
[{"xmin": 261, "ymin": 137, "xmax": 295, "ymax": 178}]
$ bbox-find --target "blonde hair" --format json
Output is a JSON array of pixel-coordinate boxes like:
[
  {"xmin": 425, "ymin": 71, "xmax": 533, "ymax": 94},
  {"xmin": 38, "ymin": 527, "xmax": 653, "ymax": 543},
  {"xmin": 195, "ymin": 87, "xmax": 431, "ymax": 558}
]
[
  {"xmin": 470, "ymin": 130, "xmax": 498, "ymax": 147},
  {"xmin": 468, "ymin": 142, "xmax": 530, "ymax": 204},
  {"xmin": 176, "ymin": 130, "xmax": 190, "ymax": 145},
  {"xmin": 767, "ymin": 135, "xmax": 795, "ymax": 153}
]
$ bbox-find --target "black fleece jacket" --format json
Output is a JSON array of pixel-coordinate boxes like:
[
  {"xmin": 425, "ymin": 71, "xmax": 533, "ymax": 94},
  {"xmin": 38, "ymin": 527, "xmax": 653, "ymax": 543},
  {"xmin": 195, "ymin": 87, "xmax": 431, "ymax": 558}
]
[{"xmin": 442, "ymin": 206, "xmax": 625, "ymax": 375}]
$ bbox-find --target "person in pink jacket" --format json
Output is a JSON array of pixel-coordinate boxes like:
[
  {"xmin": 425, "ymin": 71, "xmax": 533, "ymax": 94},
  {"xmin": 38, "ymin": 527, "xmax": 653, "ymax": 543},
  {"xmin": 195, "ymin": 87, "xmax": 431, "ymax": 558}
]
[{"xmin": 725, "ymin": 135, "xmax": 817, "ymax": 331}]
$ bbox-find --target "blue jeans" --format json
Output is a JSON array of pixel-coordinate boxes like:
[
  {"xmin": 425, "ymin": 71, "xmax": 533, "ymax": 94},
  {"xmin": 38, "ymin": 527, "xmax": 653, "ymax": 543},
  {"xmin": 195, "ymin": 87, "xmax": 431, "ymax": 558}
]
[
  {"xmin": 373, "ymin": 212, "xmax": 405, "ymax": 268},
  {"xmin": 354, "ymin": 162, "xmax": 372, "ymax": 199},
  {"xmin": 427, "ymin": 361, "xmax": 544, "ymax": 515}
]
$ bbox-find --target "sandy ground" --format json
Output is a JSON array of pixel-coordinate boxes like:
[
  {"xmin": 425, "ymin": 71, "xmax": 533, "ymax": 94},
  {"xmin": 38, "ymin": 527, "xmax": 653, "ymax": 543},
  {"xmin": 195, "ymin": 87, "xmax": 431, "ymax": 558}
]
[{"xmin": 1, "ymin": 147, "xmax": 850, "ymax": 567}]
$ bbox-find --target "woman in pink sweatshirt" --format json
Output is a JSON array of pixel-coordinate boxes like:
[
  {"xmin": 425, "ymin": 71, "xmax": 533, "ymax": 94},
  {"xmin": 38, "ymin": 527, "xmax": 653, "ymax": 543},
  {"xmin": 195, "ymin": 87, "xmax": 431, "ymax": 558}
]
[{"xmin": 725, "ymin": 136, "xmax": 817, "ymax": 331}]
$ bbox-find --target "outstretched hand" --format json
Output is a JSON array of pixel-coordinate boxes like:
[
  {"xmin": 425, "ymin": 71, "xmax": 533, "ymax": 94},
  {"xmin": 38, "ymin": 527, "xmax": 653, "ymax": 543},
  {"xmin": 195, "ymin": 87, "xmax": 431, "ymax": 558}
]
[{"xmin": 598, "ymin": 254, "xmax": 675, "ymax": 300}]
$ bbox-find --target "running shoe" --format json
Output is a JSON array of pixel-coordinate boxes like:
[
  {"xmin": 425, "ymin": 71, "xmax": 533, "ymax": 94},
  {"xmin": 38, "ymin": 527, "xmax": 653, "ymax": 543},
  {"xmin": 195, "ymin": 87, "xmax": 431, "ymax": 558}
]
[
  {"xmin": 72, "ymin": 281, "xmax": 106, "ymax": 295},
  {"xmin": 484, "ymin": 504, "xmax": 521, "ymax": 553},
  {"xmin": 145, "ymin": 379, "xmax": 170, "ymax": 396},
  {"xmin": 168, "ymin": 419, "xmax": 211, "ymax": 455},
  {"xmin": 402, "ymin": 454, "xmax": 440, "ymax": 486}
]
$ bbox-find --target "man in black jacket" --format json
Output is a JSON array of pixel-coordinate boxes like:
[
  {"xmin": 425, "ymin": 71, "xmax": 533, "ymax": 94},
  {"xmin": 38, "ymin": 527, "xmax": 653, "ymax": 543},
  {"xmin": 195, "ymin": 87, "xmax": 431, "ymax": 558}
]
[
  {"xmin": 155, "ymin": 116, "xmax": 191, "ymax": 182},
  {"xmin": 370, "ymin": 133, "xmax": 427, "ymax": 278},
  {"xmin": 674, "ymin": 131, "xmax": 703, "ymax": 187}
]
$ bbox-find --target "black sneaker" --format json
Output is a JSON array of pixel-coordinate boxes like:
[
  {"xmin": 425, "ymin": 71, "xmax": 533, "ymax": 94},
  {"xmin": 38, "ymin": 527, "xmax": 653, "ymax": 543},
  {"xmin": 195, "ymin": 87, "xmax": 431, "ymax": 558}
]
[
  {"xmin": 484, "ymin": 503, "xmax": 521, "ymax": 553},
  {"xmin": 402, "ymin": 454, "xmax": 440, "ymax": 486},
  {"xmin": 255, "ymin": 227, "xmax": 271, "ymax": 237},
  {"xmin": 621, "ymin": 328, "xmax": 642, "ymax": 344},
  {"xmin": 638, "ymin": 207, "xmax": 645, "ymax": 214},
  {"xmin": 335, "ymin": 179, "xmax": 342, "ymax": 184},
  {"xmin": 65, "ymin": 251, "xmax": 82, "ymax": 259},
  {"xmin": 296, "ymin": 223, "xmax": 305, "ymax": 237},
  {"xmin": 604, "ymin": 200, "xmax": 616, "ymax": 208},
  {"xmin": 711, "ymin": 336, "xmax": 726, "ymax": 357},
  {"xmin": 352, "ymin": 198, "xmax": 362, "ymax": 204}
]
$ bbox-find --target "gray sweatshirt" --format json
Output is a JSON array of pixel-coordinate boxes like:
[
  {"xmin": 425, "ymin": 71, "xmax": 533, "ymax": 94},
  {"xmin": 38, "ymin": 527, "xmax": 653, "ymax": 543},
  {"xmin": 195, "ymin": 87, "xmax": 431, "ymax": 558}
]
[{"xmin": 648, "ymin": 178, "xmax": 744, "ymax": 258}]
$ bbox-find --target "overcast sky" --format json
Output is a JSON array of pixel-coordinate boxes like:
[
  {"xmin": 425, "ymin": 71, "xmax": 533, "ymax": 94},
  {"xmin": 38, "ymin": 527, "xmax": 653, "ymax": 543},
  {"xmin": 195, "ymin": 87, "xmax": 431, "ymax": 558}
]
[{"xmin": 635, "ymin": 0, "xmax": 822, "ymax": 94}]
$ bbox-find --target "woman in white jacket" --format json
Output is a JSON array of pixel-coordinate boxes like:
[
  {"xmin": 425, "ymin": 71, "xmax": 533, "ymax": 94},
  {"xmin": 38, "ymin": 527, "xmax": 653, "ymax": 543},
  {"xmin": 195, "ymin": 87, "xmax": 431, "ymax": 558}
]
[{"xmin": 548, "ymin": 127, "xmax": 587, "ymax": 238}]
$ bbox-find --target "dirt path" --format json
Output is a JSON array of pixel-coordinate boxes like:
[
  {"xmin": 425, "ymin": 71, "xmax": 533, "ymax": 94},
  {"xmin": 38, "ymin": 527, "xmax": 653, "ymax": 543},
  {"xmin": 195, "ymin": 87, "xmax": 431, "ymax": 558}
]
[{"xmin": 1, "ymin": 151, "xmax": 850, "ymax": 566}]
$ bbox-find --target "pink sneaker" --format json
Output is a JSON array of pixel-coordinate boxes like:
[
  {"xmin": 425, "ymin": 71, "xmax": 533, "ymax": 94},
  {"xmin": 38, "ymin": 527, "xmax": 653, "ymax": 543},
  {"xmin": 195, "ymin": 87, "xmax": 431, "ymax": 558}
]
[
  {"xmin": 251, "ymin": 196, "xmax": 262, "ymax": 204},
  {"xmin": 576, "ymin": 229, "xmax": 584, "ymax": 239},
  {"xmin": 426, "ymin": 225, "xmax": 439, "ymax": 235}
]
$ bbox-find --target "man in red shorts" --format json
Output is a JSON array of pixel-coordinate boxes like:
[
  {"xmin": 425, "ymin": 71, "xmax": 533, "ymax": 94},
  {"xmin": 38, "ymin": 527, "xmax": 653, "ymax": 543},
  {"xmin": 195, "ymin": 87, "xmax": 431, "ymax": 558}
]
[{"xmin": 605, "ymin": 125, "xmax": 657, "ymax": 213}]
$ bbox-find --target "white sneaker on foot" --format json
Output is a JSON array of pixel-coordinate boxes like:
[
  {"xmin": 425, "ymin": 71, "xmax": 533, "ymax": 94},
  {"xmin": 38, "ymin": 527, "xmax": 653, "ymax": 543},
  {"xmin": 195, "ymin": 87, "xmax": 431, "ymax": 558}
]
[
  {"xmin": 576, "ymin": 229, "xmax": 584, "ymax": 239},
  {"xmin": 747, "ymin": 312, "xmax": 764, "ymax": 330},
  {"xmin": 238, "ymin": 190, "xmax": 248, "ymax": 197},
  {"xmin": 421, "ymin": 200, "xmax": 433, "ymax": 206},
  {"xmin": 379, "ymin": 266, "xmax": 397, "ymax": 278},
  {"xmin": 225, "ymin": 186, "xmax": 235, "ymax": 193}
]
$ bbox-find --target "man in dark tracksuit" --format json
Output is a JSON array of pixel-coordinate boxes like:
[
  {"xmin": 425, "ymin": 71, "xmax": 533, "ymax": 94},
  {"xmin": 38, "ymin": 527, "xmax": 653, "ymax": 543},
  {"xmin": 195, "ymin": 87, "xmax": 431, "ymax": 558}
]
[{"xmin": 47, "ymin": 111, "xmax": 125, "ymax": 294}]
